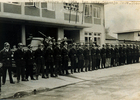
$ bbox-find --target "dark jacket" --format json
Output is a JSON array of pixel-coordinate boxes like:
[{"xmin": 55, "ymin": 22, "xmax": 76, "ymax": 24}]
[
  {"xmin": 45, "ymin": 47, "xmax": 54, "ymax": 62},
  {"xmin": 77, "ymin": 48, "xmax": 84, "ymax": 60},
  {"xmin": 0, "ymin": 49, "xmax": 12, "ymax": 67},
  {"xmin": 14, "ymin": 49, "xmax": 26, "ymax": 67},
  {"xmin": 25, "ymin": 50, "xmax": 35, "ymax": 65},
  {"xmin": 61, "ymin": 47, "xmax": 69, "ymax": 61},
  {"xmin": 69, "ymin": 48, "xmax": 77, "ymax": 60},
  {"xmin": 54, "ymin": 46, "xmax": 62, "ymax": 62},
  {"xmin": 34, "ymin": 48, "xmax": 45, "ymax": 64},
  {"xmin": 83, "ymin": 48, "xmax": 90, "ymax": 60}
]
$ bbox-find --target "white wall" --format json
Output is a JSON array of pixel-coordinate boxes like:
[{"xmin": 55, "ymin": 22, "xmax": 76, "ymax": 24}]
[{"xmin": 118, "ymin": 33, "xmax": 134, "ymax": 40}]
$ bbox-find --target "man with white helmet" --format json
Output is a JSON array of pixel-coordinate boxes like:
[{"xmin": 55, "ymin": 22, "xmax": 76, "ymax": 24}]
[
  {"xmin": 0, "ymin": 42, "xmax": 15, "ymax": 84},
  {"xmin": 14, "ymin": 43, "xmax": 26, "ymax": 83}
]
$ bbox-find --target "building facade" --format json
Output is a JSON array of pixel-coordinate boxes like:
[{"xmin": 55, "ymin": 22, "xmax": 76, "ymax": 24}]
[
  {"xmin": 0, "ymin": 2, "xmax": 105, "ymax": 49},
  {"xmin": 117, "ymin": 30, "xmax": 140, "ymax": 44}
]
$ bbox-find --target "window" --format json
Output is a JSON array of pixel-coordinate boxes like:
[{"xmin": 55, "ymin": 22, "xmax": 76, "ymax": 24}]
[
  {"xmin": 63, "ymin": 3, "xmax": 79, "ymax": 11},
  {"xmin": 41, "ymin": 2, "xmax": 47, "ymax": 9},
  {"xmin": 93, "ymin": 7, "xmax": 101, "ymax": 18},
  {"xmin": 85, "ymin": 32, "xmax": 93, "ymax": 43},
  {"xmin": 41, "ymin": 2, "xmax": 55, "ymax": 10},
  {"xmin": 85, "ymin": 4, "xmax": 92, "ymax": 16},
  {"xmin": 25, "ymin": 1, "xmax": 40, "ymax": 8},
  {"xmin": 5, "ymin": 1, "xmax": 21, "ymax": 5},
  {"xmin": 47, "ymin": 3, "xmax": 55, "ymax": 10},
  {"xmin": 94, "ymin": 33, "xmax": 101, "ymax": 45}
]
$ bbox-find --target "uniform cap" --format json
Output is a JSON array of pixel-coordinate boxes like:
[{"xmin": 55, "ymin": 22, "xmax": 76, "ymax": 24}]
[
  {"xmin": 38, "ymin": 43, "xmax": 44, "ymax": 47},
  {"xmin": 64, "ymin": 42, "xmax": 68, "ymax": 45},
  {"xmin": 49, "ymin": 42, "xmax": 53, "ymax": 45},
  {"xmin": 28, "ymin": 44, "xmax": 33, "ymax": 48},
  {"xmin": 18, "ymin": 43, "xmax": 23, "ymax": 46},
  {"xmin": 4, "ymin": 42, "xmax": 10, "ymax": 46}
]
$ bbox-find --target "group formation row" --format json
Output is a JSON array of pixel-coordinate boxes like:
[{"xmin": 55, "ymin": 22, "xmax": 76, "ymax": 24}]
[{"xmin": 0, "ymin": 41, "xmax": 139, "ymax": 92}]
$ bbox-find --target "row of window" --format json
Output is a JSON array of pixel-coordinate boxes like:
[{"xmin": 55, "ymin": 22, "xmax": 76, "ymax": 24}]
[
  {"xmin": 85, "ymin": 32, "xmax": 101, "ymax": 36},
  {"xmin": 85, "ymin": 4, "xmax": 101, "ymax": 18},
  {"xmin": 5, "ymin": 2, "xmax": 101, "ymax": 19},
  {"xmin": 5, "ymin": 2, "xmax": 55, "ymax": 10},
  {"xmin": 85, "ymin": 32, "xmax": 101, "ymax": 45}
]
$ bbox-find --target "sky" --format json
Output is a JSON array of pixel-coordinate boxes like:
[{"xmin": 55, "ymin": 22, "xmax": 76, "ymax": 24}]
[{"xmin": 105, "ymin": 3, "xmax": 140, "ymax": 38}]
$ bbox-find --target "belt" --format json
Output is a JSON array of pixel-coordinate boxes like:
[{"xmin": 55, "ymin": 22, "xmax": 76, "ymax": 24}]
[
  {"xmin": 7, "ymin": 58, "xmax": 10, "ymax": 60},
  {"xmin": 40, "ymin": 56, "xmax": 43, "ymax": 58},
  {"xmin": 21, "ymin": 58, "xmax": 23, "ymax": 60}
]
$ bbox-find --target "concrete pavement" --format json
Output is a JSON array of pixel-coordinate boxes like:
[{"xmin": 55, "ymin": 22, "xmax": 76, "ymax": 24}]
[{"xmin": 1, "ymin": 63, "xmax": 140, "ymax": 99}]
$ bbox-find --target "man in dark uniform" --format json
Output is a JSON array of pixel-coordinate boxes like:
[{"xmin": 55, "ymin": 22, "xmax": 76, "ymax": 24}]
[
  {"xmin": 101, "ymin": 44, "xmax": 106, "ymax": 69},
  {"xmin": 0, "ymin": 42, "xmax": 15, "ymax": 85},
  {"xmin": 69, "ymin": 43, "xmax": 77, "ymax": 74},
  {"xmin": 130, "ymin": 44, "xmax": 133, "ymax": 64},
  {"xmin": 111, "ymin": 44, "xmax": 115, "ymax": 67},
  {"xmin": 54, "ymin": 42, "xmax": 62, "ymax": 76},
  {"xmin": 133, "ymin": 44, "xmax": 137, "ymax": 63},
  {"xmin": 0, "ymin": 63, "xmax": 3, "ymax": 92},
  {"xmin": 106, "ymin": 44, "xmax": 111, "ymax": 68},
  {"xmin": 14, "ymin": 43, "xmax": 26, "ymax": 83},
  {"xmin": 91, "ymin": 44, "xmax": 96, "ymax": 70},
  {"xmin": 45, "ymin": 42, "xmax": 54, "ymax": 77},
  {"xmin": 84, "ymin": 44, "xmax": 90, "ymax": 71},
  {"xmin": 34, "ymin": 43, "xmax": 46, "ymax": 80},
  {"xmin": 61, "ymin": 42, "xmax": 69, "ymax": 75},
  {"xmin": 25, "ymin": 44, "xmax": 35, "ymax": 81},
  {"xmin": 119, "ymin": 44, "xmax": 124, "ymax": 66},
  {"xmin": 96, "ymin": 45, "xmax": 101, "ymax": 69},
  {"xmin": 114, "ymin": 44, "xmax": 119, "ymax": 66},
  {"xmin": 136, "ymin": 45, "xmax": 139, "ymax": 63},
  {"xmin": 77, "ymin": 43, "xmax": 84, "ymax": 72},
  {"xmin": 123, "ymin": 44, "xmax": 127, "ymax": 65}
]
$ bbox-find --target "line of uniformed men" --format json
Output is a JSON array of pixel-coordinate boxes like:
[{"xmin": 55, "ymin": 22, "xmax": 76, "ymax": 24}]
[{"xmin": 0, "ymin": 41, "xmax": 140, "ymax": 91}]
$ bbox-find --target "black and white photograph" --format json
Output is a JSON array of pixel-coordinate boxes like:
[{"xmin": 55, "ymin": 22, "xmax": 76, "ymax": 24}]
[{"xmin": 0, "ymin": 0, "xmax": 140, "ymax": 100}]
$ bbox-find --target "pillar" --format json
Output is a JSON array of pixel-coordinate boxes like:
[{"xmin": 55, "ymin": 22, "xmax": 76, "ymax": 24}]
[
  {"xmin": 22, "ymin": 25, "xmax": 26, "ymax": 45},
  {"xmin": 57, "ymin": 28, "xmax": 64, "ymax": 41}
]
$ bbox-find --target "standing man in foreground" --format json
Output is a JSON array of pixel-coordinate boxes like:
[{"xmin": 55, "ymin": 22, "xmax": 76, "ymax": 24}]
[
  {"xmin": 14, "ymin": 43, "xmax": 26, "ymax": 83},
  {"xmin": 0, "ymin": 42, "xmax": 15, "ymax": 84},
  {"xmin": 34, "ymin": 43, "xmax": 46, "ymax": 79}
]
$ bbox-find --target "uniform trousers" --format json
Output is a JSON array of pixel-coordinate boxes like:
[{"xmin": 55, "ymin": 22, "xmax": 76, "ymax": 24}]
[
  {"xmin": 70, "ymin": 59, "xmax": 76, "ymax": 73},
  {"xmin": 26, "ymin": 64, "xmax": 34, "ymax": 79},
  {"xmin": 2, "ymin": 67, "xmax": 14, "ymax": 84}
]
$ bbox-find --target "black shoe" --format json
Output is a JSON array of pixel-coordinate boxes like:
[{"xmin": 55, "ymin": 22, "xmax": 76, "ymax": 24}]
[
  {"xmin": 2, "ymin": 83, "xmax": 5, "ymax": 85},
  {"xmin": 42, "ymin": 76, "xmax": 46, "ymax": 78},
  {"xmin": 22, "ymin": 79, "xmax": 26, "ymax": 81},
  {"xmin": 31, "ymin": 78, "xmax": 35, "ymax": 80},
  {"xmin": 10, "ymin": 82, "xmax": 15, "ymax": 84}
]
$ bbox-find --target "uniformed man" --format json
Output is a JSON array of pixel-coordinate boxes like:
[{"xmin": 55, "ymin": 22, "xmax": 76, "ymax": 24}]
[
  {"xmin": 34, "ymin": 43, "xmax": 46, "ymax": 80},
  {"xmin": 114, "ymin": 44, "xmax": 119, "ymax": 66},
  {"xmin": 0, "ymin": 42, "xmax": 15, "ymax": 85},
  {"xmin": 133, "ymin": 44, "xmax": 137, "ymax": 63},
  {"xmin": 77, "ymin": 43, "xmax": 84, "ymax": 72},
  {"xmin": 54, "ymin": 42, "xmax": 62, "ymax": 76},
  {"xmin": 91, "ymin": 44, "xmax": 96, "ymax": 70},
  {"xmin": 96, "ymin": 45, "xmax": 101, "ymax": 69},
  {"xmin": 69, "ymin": 43, "xmax": 77, "ymax": 74},
  {"xmin": 119, "ymin": 44, "xmax": 124, "ymax": 65},
  {"xmin": 0, "ymin": 63, "xmax": 3, "ymax": 92},
  {"xmin": 106, "ymin": 44, "xmax": 111, "ymax": 67},
  {"xmin": 25, "ymin": 44, "xmax": 35, "ymax": 81},
  {"xmin": 111, "ymin": 44, "xmax": 115, "ymax": 67},
  {"xmin": 45, "ymin": 42, "xmax": 54, "ymax": 78},
  {"xmin": 126, "ymin": 44, "xmax": 131, "ymax": 64},
  {"xmin": 101, "ymin": 44, "xmax": 106, "ymax": 69},
  {"xmin": 84, "ymin": 44, "xmax": 90, "ymax": 71},
  {"xmin": 123, "ymin": 44, "xmax": 127, "ymax": 65},
  {"xmin": 14, "ymin": 43, "xmax": 26, "ymax": 83},
  {"xmin": 130, "ymin": 44, "xmax": 133, "ymax": 64},
  {"xmin": 61, "ymin": 42, "xmax": 69, "ymax": 75},
  {"xmin": 136, "ymin": 45, "xmax": 139, "ymax": 63}
]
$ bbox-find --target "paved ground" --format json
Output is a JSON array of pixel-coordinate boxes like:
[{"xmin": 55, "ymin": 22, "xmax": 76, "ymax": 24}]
[{"xmin": 1, "ymin": 63, "xmax": 140, "ymax": 100}]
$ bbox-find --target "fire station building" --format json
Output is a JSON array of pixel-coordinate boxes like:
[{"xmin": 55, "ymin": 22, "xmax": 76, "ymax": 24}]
[{"xmin": 0, "ymin": 2, "xmax": 105, "ymax": 49}]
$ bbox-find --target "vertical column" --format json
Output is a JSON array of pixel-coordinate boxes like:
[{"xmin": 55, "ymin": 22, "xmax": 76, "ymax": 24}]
[
  {"xmin": 80, "ymin": 29, "xmax": 85, "ymax": 43},
  {"xmin": 21, "ymin": 2, "xmax": 24, "ymax": 15},
  {"xmin": 22, "ymin": 25, "xmax": 26, "ymax": 45},
  {"xmin": 40, "ymin": 2, "xmax": 42, "ymax": 17},
  {"xmin": 1, "ymin": 2, "xmax": 3, "ymax": 12},
  {"xmin": 57, "ymin": 28, "xmax": 64, "ymax": 41}
]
